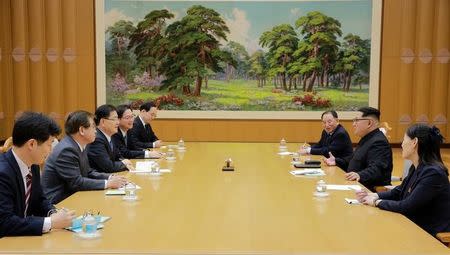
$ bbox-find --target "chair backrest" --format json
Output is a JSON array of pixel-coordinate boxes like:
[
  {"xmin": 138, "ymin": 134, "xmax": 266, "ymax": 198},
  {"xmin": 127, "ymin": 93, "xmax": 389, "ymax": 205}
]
[
  {"xmin": 436, "ymin": 232, "xmax": 450, "ymax": 248},
  {"xmin": 0, "ymin": 137, "xmax": 12, "ymax": 153}
]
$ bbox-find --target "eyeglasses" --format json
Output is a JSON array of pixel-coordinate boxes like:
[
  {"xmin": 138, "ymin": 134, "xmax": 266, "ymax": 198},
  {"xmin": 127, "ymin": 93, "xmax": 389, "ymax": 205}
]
[
  {"xmin": 104, "ymin": 117, "xmax": 119, "ymax": 121},
  {"xmin": 352, "ymin": 118, "xmax": 371, "ymax": 123},
  {"xmin": 121, "ymin": 115, "xmax": 134, "ymax": 120}
]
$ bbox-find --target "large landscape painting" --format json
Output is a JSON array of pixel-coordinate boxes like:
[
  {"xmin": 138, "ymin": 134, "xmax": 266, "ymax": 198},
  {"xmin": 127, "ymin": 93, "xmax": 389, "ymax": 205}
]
[{"xmin": 96, "ymin": 0, "xmax": 381, "ymax": 119}]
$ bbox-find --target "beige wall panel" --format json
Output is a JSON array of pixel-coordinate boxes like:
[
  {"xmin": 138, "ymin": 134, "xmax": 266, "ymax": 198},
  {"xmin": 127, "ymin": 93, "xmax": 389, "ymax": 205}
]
[
  {"xmin": 429, "ymin": 0, "xmax": 449, "ymax": 136},
  {"xmin": 11, "ymin": 0, "xmax": 30, "ymax": 112},
  {"xmin": 412, "ymin": 0, "xmax": 435, "ymax": 123},
  {"xmin": 76, "ymin": 56, "xmax": 96, "ymax": 112},
  {"xmin": 62, "ymin": 0, "xmax": 77, "ymax": 114},
  {"xmin": 28, "ymin": 0, "xmax": 46, "ymax": 112},
  {"xmin": 75, "ymin": 0, "xmax": 94, "ymax": 56},
  {"xmin": 45, "ymin": 0, "xmax": 64, "ymax": 125},
  {"xmin": 379, "ymin": 57, "xmax": 401, "ymax": 142},
  {"xmin": 0, "ymin": 0, "xmax": 14, "ymax": 138},
  {"xmin": 75, "ymin": 0, "xmax": 96, "ymax": 113},
  {"xmin": 396, "ymin": 0, "xmax": 416, "ymax": 140},
  {"xmin": 381, "ymin": 0, "xmax": 402, "ymax": 57}
]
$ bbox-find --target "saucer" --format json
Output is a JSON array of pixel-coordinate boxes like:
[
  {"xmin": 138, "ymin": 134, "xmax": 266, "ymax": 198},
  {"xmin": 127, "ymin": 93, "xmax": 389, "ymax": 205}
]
[
  {"xmin": 123, "ymin": 195, "xmax": 139, "ymax": 201},
  {"xmin": 313, "ymin": 191, "xmax": 329, "ymax": 197},
  {"xmin": 76, "ymin": 231, "xmax": 101, "ymax": 239}
]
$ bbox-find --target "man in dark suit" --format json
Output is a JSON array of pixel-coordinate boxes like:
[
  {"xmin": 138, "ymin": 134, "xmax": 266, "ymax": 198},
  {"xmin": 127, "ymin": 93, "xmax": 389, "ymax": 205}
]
[
  {"xmin": 42, "ymin": 111, "xmax": 127, "ymax": 204},
  {"xmin": 298, "ymin": 110, "xmax": 353, "ymax": 159},
  {"xmin": 325, "ymin": 107, "xmax": 393, "ymax": 191},
  {"xmin": 0, "ymin": 112, "xmax": 75, "ymax": 237},
  {"xmin": 112, "ymin": 104, "xmax": 162, "ymax": 159},
  {"xmin": 87, "ymin": 105, "xmax": 134, "ymax": 173},
  {"xmin": 128, "ymin": 102, "xmax": 163, "ymax": 150}
]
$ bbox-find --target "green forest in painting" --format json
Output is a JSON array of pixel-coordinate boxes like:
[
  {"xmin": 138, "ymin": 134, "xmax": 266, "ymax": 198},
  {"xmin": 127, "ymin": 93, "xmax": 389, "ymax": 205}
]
[{"xmin": 105, "ymin": 5, "xmax": 370, "ymax": 111}]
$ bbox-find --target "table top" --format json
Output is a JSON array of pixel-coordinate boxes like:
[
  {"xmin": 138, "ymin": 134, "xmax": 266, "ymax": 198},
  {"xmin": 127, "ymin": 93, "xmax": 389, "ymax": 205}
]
[{"xmin": 0, "ymin": 142, "xmax": 448, "ymax": 254}]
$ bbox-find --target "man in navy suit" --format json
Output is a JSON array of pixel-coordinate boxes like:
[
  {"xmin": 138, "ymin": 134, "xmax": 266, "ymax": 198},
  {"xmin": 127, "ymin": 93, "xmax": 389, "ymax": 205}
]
[
  {"xmin": 87, "ymin": 105, "xmax": 134, "ymax": 173},
  {"xmin": 128, "ymin": 102, "xmax": 163, "ymax": 150},
  {"xmin": 112, "ymin": 104, "xmax": 162, "ymax": 159},
  {"xmin": 298, "ymin": 110, "xmax": 353, "ymax": 159},
  {"xmin": 325, "ymin": 107, "xmax": 393, "ymax": 191},
  {"xmin": 0, "ymin": 112, "xmax": 75, "ymax": 237},
  {"xmin": 42, "ymin": 111, "xmax": 127, "ymax": 204}
]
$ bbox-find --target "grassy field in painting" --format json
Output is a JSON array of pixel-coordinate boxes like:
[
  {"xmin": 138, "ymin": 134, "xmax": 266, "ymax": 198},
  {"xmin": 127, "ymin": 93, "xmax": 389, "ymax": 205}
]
[{"xmin": 107, "ymin": 79, "xmax": 369, "ymax": 111}]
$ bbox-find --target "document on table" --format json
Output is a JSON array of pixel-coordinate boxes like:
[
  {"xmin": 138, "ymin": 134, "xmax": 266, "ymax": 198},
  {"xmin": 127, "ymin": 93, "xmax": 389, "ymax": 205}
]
[
  {"xmin": 290, "ymin": 169, "xmax": 325, "ymax": 176},
  {"xmin": 131, "ymin": 161, "xmax": 156, "ymax": 173},
  {"xmin": 326, "ymin": 184, "xmax": 362, "ymax": 191}
]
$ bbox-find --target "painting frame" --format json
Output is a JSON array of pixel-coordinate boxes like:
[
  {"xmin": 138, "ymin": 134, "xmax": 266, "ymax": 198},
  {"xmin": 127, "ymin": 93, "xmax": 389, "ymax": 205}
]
[{"xmin": 95, "ymin": 0, "xmax": 382, "ymax": 120}]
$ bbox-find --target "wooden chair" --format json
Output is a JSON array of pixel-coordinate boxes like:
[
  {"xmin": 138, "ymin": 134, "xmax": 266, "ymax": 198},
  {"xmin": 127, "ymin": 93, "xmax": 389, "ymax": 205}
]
[
  {"xmin": 436, "ymin": 232, "xmax": 450, "ymax": 247},
  {"xmin": 0, "ymin": 137, "xmax": 12, "ymax": 153}
]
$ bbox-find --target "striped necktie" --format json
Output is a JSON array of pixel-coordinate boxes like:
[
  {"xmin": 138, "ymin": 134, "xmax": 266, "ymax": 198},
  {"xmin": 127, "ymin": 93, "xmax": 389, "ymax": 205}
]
[{"xmin": 24, "ymin": 172, "xmax": 32, "ymax": 216}]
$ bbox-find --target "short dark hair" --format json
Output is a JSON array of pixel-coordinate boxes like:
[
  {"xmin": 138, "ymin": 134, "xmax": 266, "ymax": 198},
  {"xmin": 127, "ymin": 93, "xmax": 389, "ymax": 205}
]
[
  {"xmin": 116, "ymin": 104, "xmax": 131, "ymax": 119},
  {"xmin": 321, "ymin": 110, "xmax": 338, "ymax": 119},
  {"xmin": 94, "ymin": 104, "xmax": 117, "ymax": 125},
  {"xmin": 12, "ymin": 112, "xmax": 61, "ymax": 147},
  {"xmin": 140, "ymin": 102, "xmax": 156, "ymax": 112},
  {"xmin": 65, "ymin": 111, "xmax": 94, "ymax": 135},
  {"xmin": 358, "ymin": 107, "xmax": 380, "ymax": 121},
  {"xmin": 406, "ymin": 124, "xmax": 448, "ymax": 175}
]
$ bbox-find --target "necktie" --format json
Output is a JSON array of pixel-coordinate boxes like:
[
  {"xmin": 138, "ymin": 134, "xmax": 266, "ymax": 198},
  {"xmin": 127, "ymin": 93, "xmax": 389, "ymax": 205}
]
[
  {"xmin": 24, "ymin": 172, "xmax": 32, "ymax": 216},
  {"xmin": 109, "ymin": 140, "xmax": 114, "ymax": 151},
  {"xmin": 124, "ymin": 135, "xmax": 127, "ymax": 146}
]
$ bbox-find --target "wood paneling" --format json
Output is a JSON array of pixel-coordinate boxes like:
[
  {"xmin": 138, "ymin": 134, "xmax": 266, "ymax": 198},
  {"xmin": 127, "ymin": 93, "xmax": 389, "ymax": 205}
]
[
  {"xmin": 1, "ymin": 0, "xmax": 449, "ymax": 143},
  {"xmin": 0, "ymin": 0, "xmax": 96, "ymax": 138}
]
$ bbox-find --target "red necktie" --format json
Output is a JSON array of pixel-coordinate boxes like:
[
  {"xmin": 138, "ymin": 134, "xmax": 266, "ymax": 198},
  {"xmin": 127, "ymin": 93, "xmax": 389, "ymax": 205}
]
[{"xmin": 24, "ymin": 172, "xmax": 32, "ymax": 216}]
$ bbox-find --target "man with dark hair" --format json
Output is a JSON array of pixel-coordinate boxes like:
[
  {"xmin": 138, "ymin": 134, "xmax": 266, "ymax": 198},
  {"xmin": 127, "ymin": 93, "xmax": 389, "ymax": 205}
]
[
  {"xmin": 0, "ymin": 112, "xmax": 75, "ymax": 237},
  {"xmin": 128, "ymin": 102, "xmax": 163, "ymax": 150},
  {"xmin": 299, "ymin": 110, "xmax": 353, "ymax": 158},
  {"xmin": 42, "ymin": 111, "xmax": 127, "ymax": 204},
  {"xmin": 87, "ymin": 105, "xmax": 134, "ymax": 173},
  {"xmin": 112, "ymin": 105, "xmax": 162, "ymax": 159},
  {"xmin": 325, "ymin": 107, "xmax": 393, "ymax": 191}
]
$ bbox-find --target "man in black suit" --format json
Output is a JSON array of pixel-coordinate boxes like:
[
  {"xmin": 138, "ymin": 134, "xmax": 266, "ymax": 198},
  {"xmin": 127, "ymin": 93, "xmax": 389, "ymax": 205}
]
[
  {"xmin": 112, "ymin": 104, "xmax": 162, "ymax": 159},
  {"xmin": 128, "ymin": 102, "xmax": 163, "ymax": 150},
  {"xmin": 87, "ymin": 104, "xmax": 134, "ymax": 173},
  {"xmin": 325, "ymin": 107, "xmax": 393, "ymax": 191},
  {"xmin": 42, "ymin": 111, "xmax": 127, "ymax": 204},
  {"xmin": 0, "ymin": 112, "xmax": 75, "ymax": 237},
  {"xmin": 298, "ymin": 110, "xmax": 353, "ymax": 159}
]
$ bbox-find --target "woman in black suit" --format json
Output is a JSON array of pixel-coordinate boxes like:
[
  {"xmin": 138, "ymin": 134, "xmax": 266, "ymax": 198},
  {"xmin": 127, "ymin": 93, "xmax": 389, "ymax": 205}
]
[{"xmin": 356, "ymin": 124, "xmax": 450, "ymax": 237}]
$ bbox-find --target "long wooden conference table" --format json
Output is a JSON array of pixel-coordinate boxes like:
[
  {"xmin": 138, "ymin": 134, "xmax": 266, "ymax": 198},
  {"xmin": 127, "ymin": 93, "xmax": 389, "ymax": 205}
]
[{"xmin": 0, "ymin": 142, "xmax": 448, "ymax": 254}]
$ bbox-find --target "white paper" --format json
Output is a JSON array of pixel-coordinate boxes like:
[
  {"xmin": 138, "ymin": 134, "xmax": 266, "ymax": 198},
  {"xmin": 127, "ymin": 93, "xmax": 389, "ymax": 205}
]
[
  {"xmin": 132, "ymin": 161, "xmax": 155, "ymax": 173},
  {"xmin": 326, "ymin": 184, "xmax": 362, "ymax": 191},
  {"xmin": 290, "ymin": 169, "xmax": 325, "ymax": 176},
  {"xmin": 278, "ymin": 151, "xmax": 293, "ymax": 156},
  {"xmin": 345, "ymin": 198, "xmax": 361, "ymax": 205},
  {"xmin": 118, "ymin": 184, "xmax": 142, "ymax": 191},
  {"xmin": 159, "ymin": 169, "xmax": 172, "ymax": 173},
  {"xmin": 105, "ymin": 190, "xmax": 125, "ymax": 195}
]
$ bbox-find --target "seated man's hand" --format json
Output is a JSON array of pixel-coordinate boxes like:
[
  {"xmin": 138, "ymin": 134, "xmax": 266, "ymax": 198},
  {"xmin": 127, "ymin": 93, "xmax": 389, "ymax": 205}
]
[
  {"xmin": 50, "ymin": 209, "xmax": 76, "ymax": 229},
  {"xmin": 154, "ymin": 140, "xmax": 163, "ymax": 148},
  {"xmin": 345, "ymin": 171, "xmax": 360, "ymax": 181},
  {"xmin": 121, "ymin": 159, "xmax": 135, "ymax": 171},
  {"xmin": 323, "ymin": 152, "xmax": 336, "ymax": 166},
  {"xmin": 107, "ymin": 175, "xmax": 127, "ymax": 189},
  {"xmin": 149, "ymin": 151, "xmax": 163, "ymax": 158},
  {"xmin": 361, "ymin": 193, "xmax": 379, "ymax": 207}
]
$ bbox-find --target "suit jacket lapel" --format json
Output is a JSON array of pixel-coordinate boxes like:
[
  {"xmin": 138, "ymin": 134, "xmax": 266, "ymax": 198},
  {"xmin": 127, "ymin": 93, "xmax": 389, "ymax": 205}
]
[
  {"xmin": 5, "ymin": 150, "xmax": 26, "ymax": 216},
  {"xmin": 97, "ymin": 129, "xmax": 113, "ymax": 157}
]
